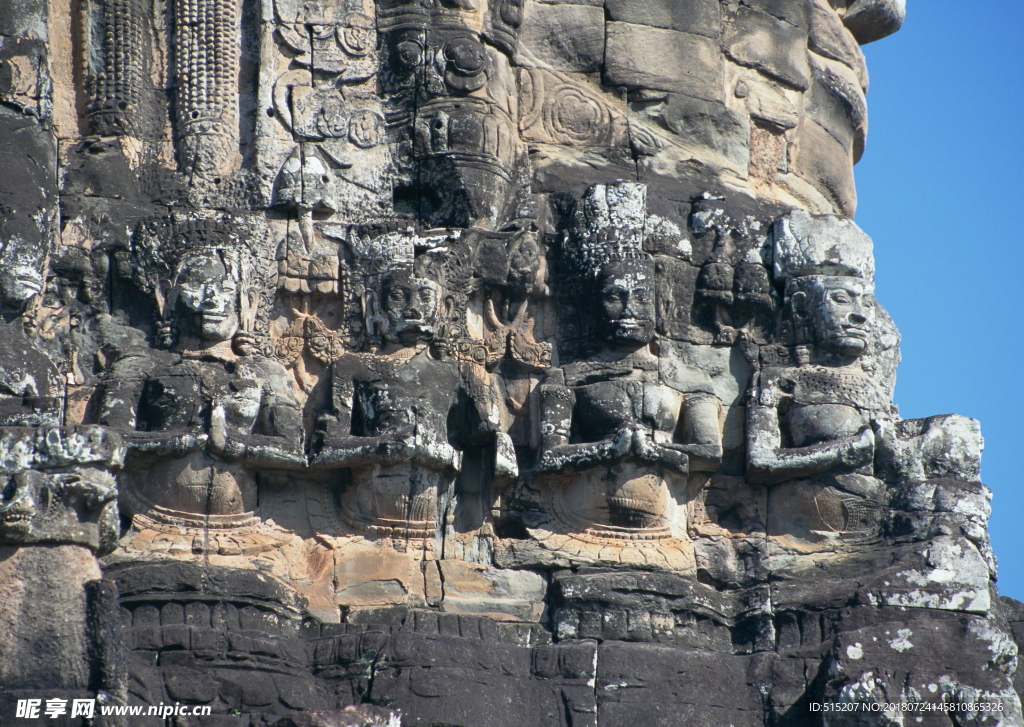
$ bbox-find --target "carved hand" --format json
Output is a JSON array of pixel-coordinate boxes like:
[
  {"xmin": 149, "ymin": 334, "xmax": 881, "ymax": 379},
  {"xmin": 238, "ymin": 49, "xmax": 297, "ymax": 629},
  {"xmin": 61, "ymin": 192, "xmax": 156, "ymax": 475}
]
[
  {"xmin": 632, "ymin": 429, "xmax": 689, "ymax": 475},
  {"xmin": 208, "ymin": 402, "xmax": 228, "ymax": 455},
  {"xmin": 840, "ymin": 426, "xmax": 875, "ymax": 468},
  {"xmin": 377, "ymin": 429, "xmax": 416, "ymax": 465}
]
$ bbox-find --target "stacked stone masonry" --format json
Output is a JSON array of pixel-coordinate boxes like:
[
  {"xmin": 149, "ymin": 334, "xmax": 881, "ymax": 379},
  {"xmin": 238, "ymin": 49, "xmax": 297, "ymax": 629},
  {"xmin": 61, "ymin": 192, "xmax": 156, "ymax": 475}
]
[{"xmin": 3, "ymin": 0, "xmax": 1021, "ymax": 725}]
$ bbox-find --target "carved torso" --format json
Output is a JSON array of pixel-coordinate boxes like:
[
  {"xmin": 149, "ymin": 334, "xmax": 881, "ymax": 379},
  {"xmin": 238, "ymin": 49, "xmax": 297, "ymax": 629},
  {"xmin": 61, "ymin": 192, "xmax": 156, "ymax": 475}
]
[
  {"xmin": 99, "ymin": 346, "xmax": 301, "ymax": 521},
  {"xmin": 564, "ymin": 356, "xmax": 682, "ymax": 444},
  {"xmin": 762, "ymin": 363, "xmax": 889, "ymax": 449},
  {"xmin": 324, "ymin": 348, "xmax": 463, "ymax": 537}
]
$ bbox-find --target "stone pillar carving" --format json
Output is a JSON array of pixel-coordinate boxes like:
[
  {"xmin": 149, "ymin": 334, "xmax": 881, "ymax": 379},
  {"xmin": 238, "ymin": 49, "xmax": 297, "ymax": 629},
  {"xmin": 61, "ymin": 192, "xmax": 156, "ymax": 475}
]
[
  {"xmin": 0, "ymin": 426, "xmax": 125, "ymax": 721},
  {"xmin": 82, "ymin": 0, "xmax": 155, "ymax": 137},
  {"xmin": 172, "ymin": 0, "xmax": 242, "ymax": 179}
]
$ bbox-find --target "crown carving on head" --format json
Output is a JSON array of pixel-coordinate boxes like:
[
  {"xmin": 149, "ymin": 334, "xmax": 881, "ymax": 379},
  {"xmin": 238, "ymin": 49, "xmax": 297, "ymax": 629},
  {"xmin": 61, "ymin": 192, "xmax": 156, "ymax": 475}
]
[
  {"xmin": 565, "ymin": 182, "xmax": 649, "ymax": 273},
  {"xmin": 134, "ymin": 217, "xmax": 253, "ymax": 281},
  {"xmin": 347, "ymin": 228, "xmax": 416, "ymax": 279}
]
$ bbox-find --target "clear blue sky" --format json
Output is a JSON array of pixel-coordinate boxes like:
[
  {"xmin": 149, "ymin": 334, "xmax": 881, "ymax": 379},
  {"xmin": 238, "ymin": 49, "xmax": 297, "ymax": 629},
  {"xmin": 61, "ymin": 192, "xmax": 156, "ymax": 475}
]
[{"xmin": 854, "ymin": 1, "xmax": 1024, "ymax": 599}]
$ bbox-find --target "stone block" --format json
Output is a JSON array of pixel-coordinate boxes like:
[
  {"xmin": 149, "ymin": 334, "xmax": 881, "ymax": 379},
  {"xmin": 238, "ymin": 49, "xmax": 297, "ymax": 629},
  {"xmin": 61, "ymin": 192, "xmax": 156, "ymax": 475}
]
[
  {"xmin": 275, "ymin": 674, "xmax": 327, "ymax": 711},
  {"xmin": 806, "ymin": 56, "xmax": 867, "ymax": 160},
  {"xmin": 517, "ymin": 2, "xmax": 605, "ymax": 72},
  {"xmin": 165, "ymin": 667, "xmax": 219, "ymax": 703},
  {"xmin": 724, "ymin": 5, "xmax": 810, "ymax": 90},
  {"xmin": 596, "ymin": 642, "xmax": 763, "ymax": 712},
  {"xmin": 809, "ymin": 0, "xmax": 869, "ymax": 89},
  {"xmin": 632, "ymin": 94, "xmax": 750, "ymax": 172},
  {"xmin": 791, "ymin": 117, "xmax": 857, "ymax": 216},
  {"xmin": 895, "ymin": 415, "xmax": 984, "ymax": 482},
  {"xmin": 742, "ymin": 0, "xmax": 811, "ymax": 30},
  {"xmin": 736, "ymin": 75, "xmax": 799, "ymax": 130},
  {"xmin": 190, "ymin": 628, "xmax": 228, "ymax": 653},
  {"xmin": 604, "ymin": 0, "xmax": 720, "ymax": 38},
  {"xmin": 772, "ymin": 207, "xmax": 874, "ymax": 280},
  {"xmin": 604, "ymin": 22, "xmax": 724, "ymax": 101},
  {"xmin": 842, "ymin": 0, "xmax": 905, "ymax": 44},
  {"xmin": 162, "ymin": 624, "xmax": 190, "ymax": 650},
  {"xmin": 132, "ymin": 626, "xmax": 163, "ymax": 651}
]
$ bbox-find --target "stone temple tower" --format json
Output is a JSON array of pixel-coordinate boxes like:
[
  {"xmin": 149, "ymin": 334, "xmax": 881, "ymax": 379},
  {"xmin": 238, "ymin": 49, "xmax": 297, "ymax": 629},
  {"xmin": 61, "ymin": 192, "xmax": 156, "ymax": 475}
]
[{"xmin": 2, "ymin": 0, "xmax": 1022, "ymax": 724}]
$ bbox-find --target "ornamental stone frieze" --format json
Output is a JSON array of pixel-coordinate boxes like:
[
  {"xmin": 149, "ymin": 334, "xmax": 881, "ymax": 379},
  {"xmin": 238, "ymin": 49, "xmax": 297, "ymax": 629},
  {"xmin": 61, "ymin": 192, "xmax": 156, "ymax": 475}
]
[{"xmin": 2, "ymin": 0, "xmax": 1020, "ymax": 724}]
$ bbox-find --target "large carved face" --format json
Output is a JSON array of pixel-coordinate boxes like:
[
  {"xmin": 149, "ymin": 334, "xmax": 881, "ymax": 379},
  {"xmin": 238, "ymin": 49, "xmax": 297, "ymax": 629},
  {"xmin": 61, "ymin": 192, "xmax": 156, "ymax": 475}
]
[
  {"xmin": 595, "ymin": 259, "xmax": 656, "ymax": 345},
  {"xmin": 380, "ymin": 271, "xmax": 441, "ymax": 345},
  {"xmin": 177, "ymin": 254, "xmax": 240, "ymax": 341},
  {"xmin": 0, "ymin": 467, "xmax": 118, "ymax": 550},
  {"xmin": 801, "ymin": 276, "xmax": 875, "ymax": 357},
  {"xmin": 0, "ymin": 245, "xmax": 45, "ymax": 308}
]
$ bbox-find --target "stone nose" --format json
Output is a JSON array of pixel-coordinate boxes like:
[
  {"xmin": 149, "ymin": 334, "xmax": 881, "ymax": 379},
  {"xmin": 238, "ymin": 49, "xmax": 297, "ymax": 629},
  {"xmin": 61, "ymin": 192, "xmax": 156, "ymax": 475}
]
[{"xmin": 849, "ymin": 311, "xmax": 867, "ymax": 325}]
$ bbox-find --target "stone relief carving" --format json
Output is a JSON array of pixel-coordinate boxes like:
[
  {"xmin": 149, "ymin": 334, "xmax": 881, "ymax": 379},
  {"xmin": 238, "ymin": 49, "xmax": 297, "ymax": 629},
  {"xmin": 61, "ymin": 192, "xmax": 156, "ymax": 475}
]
[
  {"xmin": 97, "ymin": 219, "xmax": 305, "ymax": 557},
  {"xmin": 526, "ymin": 183, "xmax": 723, "ymax": 570},
  {"xmin": 5, "ymin": 0, "xmax": 1022, "ymax": 721}
]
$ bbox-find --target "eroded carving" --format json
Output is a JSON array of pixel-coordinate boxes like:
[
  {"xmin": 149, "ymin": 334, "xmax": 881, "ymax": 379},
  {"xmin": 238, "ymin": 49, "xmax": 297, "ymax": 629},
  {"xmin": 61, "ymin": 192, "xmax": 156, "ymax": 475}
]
[
  {"xmin": 530, "ymin": 183, "xmax": 723, "ymax": 570},
  {"xmin": 98, "ymin": 219, "xmax": 304, "ymax": 551}
]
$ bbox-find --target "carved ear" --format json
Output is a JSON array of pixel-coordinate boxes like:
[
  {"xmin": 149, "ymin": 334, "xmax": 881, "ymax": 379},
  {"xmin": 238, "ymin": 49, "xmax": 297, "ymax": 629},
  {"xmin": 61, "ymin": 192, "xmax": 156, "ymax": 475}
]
[
  {"xmin": 239, "ymin": 289, "xmax": 259, "ymax": 332},
  {"xmin": 790, "ymin": 290, "xmax": 807, "ymax": 319},
  {"xmin": 364, "ymin": 290, "xmax": 384, "ymax": 337},
  {"xmin": 443, "ymin": 293, "xmax": 457, "ymax": 320}
]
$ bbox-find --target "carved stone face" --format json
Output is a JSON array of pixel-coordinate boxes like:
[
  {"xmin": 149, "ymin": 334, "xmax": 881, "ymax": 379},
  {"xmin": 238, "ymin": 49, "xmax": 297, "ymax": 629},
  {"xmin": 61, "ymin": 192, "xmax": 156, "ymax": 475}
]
[
  {"xmin": 595, "ymin": 259, "xmax": 656, "ymax": 345},
  {"xmin": 0, "ymin": 467, "xmax": 118, "ymax": 550},
  {"xmin": 0, "ymin": 246, "xmax": 45, "ymax": 308},
  {"xmin": 380, "ymin": 271, "xmax": 441, "ymax": 345},
  {"xmin": 802, "ymin": 277, "xmax": 875, "ymax": 357},
  {"xmin": 177, "ymin": 254, "xmax": 240, "ymax": 342}
]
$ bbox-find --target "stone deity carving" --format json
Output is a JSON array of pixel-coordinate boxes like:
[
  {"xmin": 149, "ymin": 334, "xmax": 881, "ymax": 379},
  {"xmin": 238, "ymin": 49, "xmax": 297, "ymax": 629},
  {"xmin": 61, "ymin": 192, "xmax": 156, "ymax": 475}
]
[
  {"xmin": 311, "ymin": 237, "xmax": 466, "ymax": 542},
  {"xmin": 97, "ymin": 221, "xmax": 304, "ymax": 552},
  {"xmin": 747, "ymin": 273, "xmax": 892, "ymax": 541},
  {"xmin": 533, "ymin": 184, "xmax": 723, "ymax": 569}
]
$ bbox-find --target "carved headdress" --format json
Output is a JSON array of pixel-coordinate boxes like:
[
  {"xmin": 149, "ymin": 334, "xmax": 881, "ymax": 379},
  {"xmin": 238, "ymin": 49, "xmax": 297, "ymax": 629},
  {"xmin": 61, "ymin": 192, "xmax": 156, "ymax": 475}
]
[
  {"xmin": 558, "ymin": 182, "xmax": 652, "ymax": 360},
  {"xmin": 132, "ymin": 216, "xmax": 273, "ymax": 346},
  {"xmin": 564, "ymin": 182, "xmax": 648, "ymax": 275}
]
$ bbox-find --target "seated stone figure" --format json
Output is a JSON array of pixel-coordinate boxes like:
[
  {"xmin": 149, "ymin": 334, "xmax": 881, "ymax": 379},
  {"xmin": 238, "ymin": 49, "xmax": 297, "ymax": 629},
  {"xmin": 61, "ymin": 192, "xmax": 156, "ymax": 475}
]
[
  {"xmin": 311, "ymin": 236, "xmax": 465, "ymax": 543},
  {"xmin": 533, "ymin": 184, "xmax": 722, "ymax": 570},
  {"xmin": 747, "ymin": 275, "xmax": 882, "ymax": 486},
  {"xmin": 97, "ymin": 221, "xmax": 304, "ymax": 553},
  {"xmin": 747, "ymin": 212, "xmax": 895, "ymax": 542}
]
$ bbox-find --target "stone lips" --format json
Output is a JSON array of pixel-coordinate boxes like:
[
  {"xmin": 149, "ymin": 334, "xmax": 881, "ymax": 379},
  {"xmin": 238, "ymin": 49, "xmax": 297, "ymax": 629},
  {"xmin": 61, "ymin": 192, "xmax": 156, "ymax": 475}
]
[{"xmin": 2, "ymin": 0, "xmax": 1021, "ymax": 725}]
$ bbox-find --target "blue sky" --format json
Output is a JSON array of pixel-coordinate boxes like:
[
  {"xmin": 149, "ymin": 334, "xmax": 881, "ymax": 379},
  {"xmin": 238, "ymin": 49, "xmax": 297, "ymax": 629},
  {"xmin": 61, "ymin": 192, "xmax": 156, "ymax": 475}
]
[{"xmin": 853, "ymin": 1, "xmax": 1024, "ymax": 598}]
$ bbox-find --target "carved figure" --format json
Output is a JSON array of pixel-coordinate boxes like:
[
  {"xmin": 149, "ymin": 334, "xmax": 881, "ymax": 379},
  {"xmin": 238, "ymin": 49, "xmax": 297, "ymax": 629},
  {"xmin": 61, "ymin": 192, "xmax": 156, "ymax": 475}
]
[
  {"xmin": 378, "ymin": 0, "xmax": 528, "ymax": 229},
  {"xmin": 0, "ymin": 426, "xmax": 124, "ymax": 700},
  {"xmin": 0, "ymin": 426, "xmax": 124, "ymax": 552},
  {"xmin": 311, "ymin": 235, "xmax": 466, "ymax": 541},
  {"xmin": 97, "ymin": 221, "xmax": 304, "ymax": 549},
  {"xmin": 533, "ymin": 184, "xmax": 722, "ymax": 568},
  {"xmin": 747, "ymin": 274, "xmax": 891, "ymax": 540}
]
